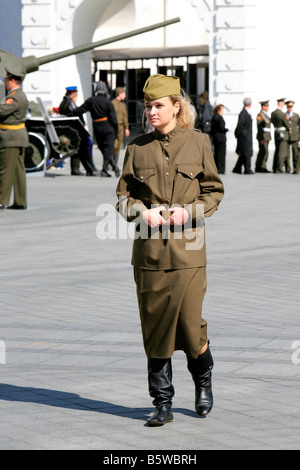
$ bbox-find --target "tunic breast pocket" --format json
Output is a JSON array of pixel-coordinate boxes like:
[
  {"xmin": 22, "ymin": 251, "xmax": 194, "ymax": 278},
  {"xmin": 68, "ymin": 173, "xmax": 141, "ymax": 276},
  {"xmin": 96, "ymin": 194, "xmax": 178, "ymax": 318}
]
[
  {"xmin": 177, "ymin": 164, "xmax": 204, "ymax": 180},
  {"xmin": 133, "ymin": 168, "xmax": 156, "ymax": 204},
  {"xmin": 134, "ymin": 167, "xmax": 156, "ymax": 183},
  {"xmin": 176, "ymin": 164, "xmax": 204, "ymax": 203}
]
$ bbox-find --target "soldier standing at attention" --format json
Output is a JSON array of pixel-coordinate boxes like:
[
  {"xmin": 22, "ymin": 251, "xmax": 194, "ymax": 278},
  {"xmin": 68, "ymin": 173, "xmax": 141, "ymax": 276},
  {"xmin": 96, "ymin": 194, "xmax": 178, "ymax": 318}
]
[
  {"xmin": 255, "ymin": 100, "xmax": 272, "ymax": 172},
  {"xmin": 0, "ymin": 67, "xmax": 29, "ymax": 210},
  {"xmin": 284, "ymin": 100, "xmax": 300, "ymax": 174},
  {"xmin": 111, "ymin": 87, "xmax": 130, "ymax": 177},
  {"xmin": 116, "ymin": 74, "xmax": 224, "ymax": 426},
  {"xmin": 271, "ymin": 98, "xmax": 288, "ymax": 173}
]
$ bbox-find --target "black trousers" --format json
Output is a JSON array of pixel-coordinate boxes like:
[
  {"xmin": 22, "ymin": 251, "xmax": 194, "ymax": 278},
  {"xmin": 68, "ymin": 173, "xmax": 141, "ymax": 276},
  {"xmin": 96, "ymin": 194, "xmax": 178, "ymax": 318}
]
[
  {"xmin": 233, "ymin": 153, "xmax": 252, "ymax": 173},
  {"xmin": 93, "ymin": 122, "xmax": 116, "ymax": 172},
  {"xmin": 213, "ymin": 140, "xmax": 226, "ymax": 173},
  {"xmin": 71, "ymin": 136, "xmax": 95, "ymax": 174}
]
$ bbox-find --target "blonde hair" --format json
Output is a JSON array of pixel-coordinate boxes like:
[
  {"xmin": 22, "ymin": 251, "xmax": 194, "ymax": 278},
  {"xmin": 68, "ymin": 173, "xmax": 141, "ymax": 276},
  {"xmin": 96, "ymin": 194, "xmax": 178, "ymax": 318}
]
[
  {"xmin": 143, "ymin": 89, "xmax": 195, "ymax": 132},
  {"xmin": 170, "ymin": 90, "xmax": 195, "ymax": 129}
]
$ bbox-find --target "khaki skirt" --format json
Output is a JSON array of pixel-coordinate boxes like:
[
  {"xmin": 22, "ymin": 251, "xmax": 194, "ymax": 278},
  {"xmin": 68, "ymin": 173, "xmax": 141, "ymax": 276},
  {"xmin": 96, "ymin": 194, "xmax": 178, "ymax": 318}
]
[{"xmin": 134, "ymin": 266, "xmax": 207, "ymax": 359}]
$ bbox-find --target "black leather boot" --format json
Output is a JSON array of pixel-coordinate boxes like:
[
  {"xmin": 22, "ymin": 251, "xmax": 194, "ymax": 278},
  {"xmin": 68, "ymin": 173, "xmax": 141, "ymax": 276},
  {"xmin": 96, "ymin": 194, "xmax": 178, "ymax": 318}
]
[
  {"xmin": 147, "ymin": 358, "xmax": 174, "ymax": 426},
  {"xmin": 187, "ymin": 345, "xmax": 214, "ymax": 417}
]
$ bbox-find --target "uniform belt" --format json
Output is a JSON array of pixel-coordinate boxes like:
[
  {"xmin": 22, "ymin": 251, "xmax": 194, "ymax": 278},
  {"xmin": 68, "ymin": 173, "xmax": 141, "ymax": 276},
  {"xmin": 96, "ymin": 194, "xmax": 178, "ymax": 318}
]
[
  {"xmin": 263, "ymin": 128, "xmax": 271, "ymax": 132},
  {"xmin": 275, "ymin": 127, "xmax": 286, "ymax": 132},
  {"xmin": 0, "ymin": 123, "xmax": 25, "ymax": 130},
  {"xmin": 93, "ymin": 117, "xmax": 108, "ymax": 122}
]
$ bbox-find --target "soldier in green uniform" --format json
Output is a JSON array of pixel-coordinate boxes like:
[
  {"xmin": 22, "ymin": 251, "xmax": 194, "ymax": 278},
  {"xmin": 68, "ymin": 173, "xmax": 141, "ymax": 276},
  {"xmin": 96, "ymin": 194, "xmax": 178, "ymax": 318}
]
[
  {"xmin": 116, "ymin": 74, "xmax": 224, "ymax": 426},
  {"xmin": 284, "ymin": 101, "xmax": 300, "ymax": 174},
  {"xmin": 255, "ymin": 100, "xmax": 271, "ymax": 172},
  {"xmin": 111, "ymin": 87, "xmax": 130, "ymax": 177},
  {"xmin": 0, "ymin": 66, "xmax": 29, "ymax": 210},
  {"xmin": 270, "ymin": 98, "xmax": 288, "ymax": 173}
]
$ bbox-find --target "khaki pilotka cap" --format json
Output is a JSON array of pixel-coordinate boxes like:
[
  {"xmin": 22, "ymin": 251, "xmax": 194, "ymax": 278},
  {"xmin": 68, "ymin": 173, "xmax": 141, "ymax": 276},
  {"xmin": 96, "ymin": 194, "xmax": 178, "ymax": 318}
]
[{"xmin": 143, "ymin": 74, "xmax": 181, "ymax": 100}]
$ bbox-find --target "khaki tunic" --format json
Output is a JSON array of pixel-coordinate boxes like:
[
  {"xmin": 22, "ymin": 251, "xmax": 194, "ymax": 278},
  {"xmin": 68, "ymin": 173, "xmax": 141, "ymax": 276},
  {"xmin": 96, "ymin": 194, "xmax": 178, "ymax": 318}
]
[
  {"xmin": 0, "ymin": 87, "xmax": 29, "ymax": 149},
  {"xmin": 116, "ymin": 125, "xmax": 224, "ymax": 358},
  {"xmin": 256, "ymin": 111, "xmax": 271, "ymax": 143},
  {"xmin": 0, "ymin": 87, "xmax": 29, "ymax": 206},
  {"xmin": 270, "ymin": 108, "xmax": 289, "ymax": 172},
  {"xmin": 278, "ymin": 112, "xmax": 300, "ymax": 172},
  {"xmin": 255, "ymin": 110, "xmax": 271, "ymax": 171},
  {"xmin": 112, "ymin": 98, "xmax": 129, "ymax": 155}
]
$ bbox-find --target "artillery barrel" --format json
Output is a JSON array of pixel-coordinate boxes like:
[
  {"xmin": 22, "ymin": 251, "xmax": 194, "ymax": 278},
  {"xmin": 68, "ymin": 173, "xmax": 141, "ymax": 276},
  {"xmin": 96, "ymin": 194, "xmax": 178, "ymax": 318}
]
[{"xmin": 36, "ymin": 18, "xmax": 180, "ymax": 71}]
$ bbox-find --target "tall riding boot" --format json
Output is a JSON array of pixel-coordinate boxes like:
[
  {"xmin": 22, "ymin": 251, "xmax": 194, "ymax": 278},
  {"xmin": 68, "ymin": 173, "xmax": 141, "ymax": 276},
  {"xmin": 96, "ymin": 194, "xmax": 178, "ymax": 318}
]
[
  {"xmin": 147, "ymin": 358, "xmax": 174, "ymax": 426},
  {"xmin": 187, "ymin": 345, "xmax": 214, "ymax": 417}
]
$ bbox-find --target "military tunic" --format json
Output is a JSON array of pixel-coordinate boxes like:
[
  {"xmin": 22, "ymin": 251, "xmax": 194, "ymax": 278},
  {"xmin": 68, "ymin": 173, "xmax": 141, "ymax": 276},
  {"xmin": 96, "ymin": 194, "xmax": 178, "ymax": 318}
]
[
  {"xmin": 112, "ymin": 98, "xmax": 129, "ymax": 155},
  {"xmin": 255, "ymin": 110, "xmax": 271, "ymax": 171},
  {"xmin": 0, "ymin": 87, "xmax": 29, "ymax": 206},
  {"xmin": 284, "ymin": 112, "xmax": 300, "ymax": 173},
  {"xmin": 270, "ymin": 107, "xmax": 289, "ymax": 172},
  {"xmin": 116, "ymin": 126, "xmax": 224, "ymax": 358},
  {"xmin": 273, "ymin": 110, "xmax": 299, "ymax": 172}
]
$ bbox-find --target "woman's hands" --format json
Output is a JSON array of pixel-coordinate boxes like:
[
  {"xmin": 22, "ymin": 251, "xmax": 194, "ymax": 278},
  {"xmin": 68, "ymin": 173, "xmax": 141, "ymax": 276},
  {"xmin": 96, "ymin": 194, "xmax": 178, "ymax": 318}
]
[
  {"xmin": 169, "ymin": 206, "xmax": 189, "ymax": 225},
  {"xmin": 142, "ymin": 206, "xmax": 189, "ymax": 228},
  {"xmin": 142, "ymin": 206, "xmax": 166, "ymax": 228}
]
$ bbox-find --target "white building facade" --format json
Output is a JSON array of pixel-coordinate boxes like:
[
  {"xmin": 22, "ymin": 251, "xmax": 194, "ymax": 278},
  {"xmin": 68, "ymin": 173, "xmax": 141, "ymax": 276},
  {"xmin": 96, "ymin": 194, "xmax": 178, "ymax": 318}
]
[{"xmin": 1, "ymin": 0, "xmax": 299, "ymax": 150}]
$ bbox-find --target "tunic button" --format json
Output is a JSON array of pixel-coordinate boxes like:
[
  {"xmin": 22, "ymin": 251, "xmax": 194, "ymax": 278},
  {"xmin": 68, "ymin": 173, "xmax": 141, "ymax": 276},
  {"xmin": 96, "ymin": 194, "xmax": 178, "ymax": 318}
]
[
  {"xmin": 166, "ymin": 171, "xmax": 169, "ymax": 176},
  {"xmin": 140, "ymin": 176, "xmax": 144, "ymax": 180},
  {"xmin": 190, "ymin": 172, "xmax": 193, "ymax": 176}
]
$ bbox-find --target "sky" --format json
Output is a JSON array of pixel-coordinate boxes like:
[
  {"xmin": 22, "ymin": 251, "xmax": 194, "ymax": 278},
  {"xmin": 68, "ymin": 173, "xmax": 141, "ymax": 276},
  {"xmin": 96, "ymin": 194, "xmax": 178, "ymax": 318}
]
[{"xmin": 255, "ymin": 0, "xmax": 300, "ymax": 111}]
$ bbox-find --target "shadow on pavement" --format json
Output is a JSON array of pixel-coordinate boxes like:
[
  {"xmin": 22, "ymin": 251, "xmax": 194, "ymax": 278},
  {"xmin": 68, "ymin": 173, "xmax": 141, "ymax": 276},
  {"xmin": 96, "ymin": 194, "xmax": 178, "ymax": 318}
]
[{"xmin": 0, "ymin": 383, "xmax": 199, "ymax": 422}]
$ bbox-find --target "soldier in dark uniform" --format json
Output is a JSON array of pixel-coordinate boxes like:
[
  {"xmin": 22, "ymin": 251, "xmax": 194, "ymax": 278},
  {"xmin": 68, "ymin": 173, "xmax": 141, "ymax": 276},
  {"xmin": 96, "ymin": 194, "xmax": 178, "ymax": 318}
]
[
  {"xmin": 116, "ymin": 74, "xmax": 224, "ymax": 426},
  {"xmin": 284, "ymin": 100, "xmax": 300, "ymax": 174},
  {"xmin": 255, "ymin": 100, "xmax": 271, "ymax": 172},
  {"xmin": 59, "ymin": 86, "xmax": 99, "ymax": 176},
  {"xmin": 270, "ymin": 98, "xmax": 288, "ymax": 173},
  {"xmin": 0, "ymin": 66, "xmax": 29, "ymax": 210},
  {"xmin": 73, "ymin": 81, "xmax": 118, "ymax": 177}
]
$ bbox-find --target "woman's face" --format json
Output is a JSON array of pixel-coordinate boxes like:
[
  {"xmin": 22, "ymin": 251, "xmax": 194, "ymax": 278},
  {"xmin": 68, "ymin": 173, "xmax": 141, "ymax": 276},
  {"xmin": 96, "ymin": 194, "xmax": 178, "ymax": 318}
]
[{"xmin": 145, "ymin": 96, "xmax": 179, "ymax": 134}]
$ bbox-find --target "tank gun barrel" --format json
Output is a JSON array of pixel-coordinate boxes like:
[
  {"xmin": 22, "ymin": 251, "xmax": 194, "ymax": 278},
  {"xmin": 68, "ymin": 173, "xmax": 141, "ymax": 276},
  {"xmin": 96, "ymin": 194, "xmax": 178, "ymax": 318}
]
[{"xmin": 36, "ymin": 17, "xmax": 180, "ymax": 70}]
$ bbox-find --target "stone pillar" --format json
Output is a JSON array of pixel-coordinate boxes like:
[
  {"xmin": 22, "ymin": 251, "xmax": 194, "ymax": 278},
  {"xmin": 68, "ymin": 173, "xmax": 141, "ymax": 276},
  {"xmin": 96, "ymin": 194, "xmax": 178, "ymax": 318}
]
[
  {"xmin": 209, "ymin": 0, "xmax": 257, "ymax": 151},
  {"xmin": 21, "ymin": 0, "xmax": 87, "ymax": 108},
  {"xmin": 21, "ymin": 0, "xmax": 54, "ymax": 105}
]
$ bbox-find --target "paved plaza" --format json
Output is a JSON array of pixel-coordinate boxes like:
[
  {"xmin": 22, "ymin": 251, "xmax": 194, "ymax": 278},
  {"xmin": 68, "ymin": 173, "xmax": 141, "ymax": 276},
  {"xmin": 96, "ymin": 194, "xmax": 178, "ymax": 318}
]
[{"xmin": 0, "ymin": 148, "xmax": 299, "ymax": 451}]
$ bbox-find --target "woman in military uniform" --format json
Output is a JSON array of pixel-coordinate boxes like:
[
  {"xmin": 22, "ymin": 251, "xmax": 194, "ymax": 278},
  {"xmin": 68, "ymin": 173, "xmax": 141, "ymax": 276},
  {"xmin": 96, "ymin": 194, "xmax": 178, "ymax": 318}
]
[{"xmin": 116, "ymin": 74, "xmax": 224, "ymax": 426}]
